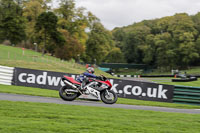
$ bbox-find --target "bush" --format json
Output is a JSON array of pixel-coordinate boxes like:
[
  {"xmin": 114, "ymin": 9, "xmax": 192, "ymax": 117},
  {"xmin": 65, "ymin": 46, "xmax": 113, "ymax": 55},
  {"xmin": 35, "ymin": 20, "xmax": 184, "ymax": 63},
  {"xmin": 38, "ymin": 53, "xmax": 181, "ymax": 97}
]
[{"xmin": 2, "ymin": 40, "xmax": 11, "ymax": 46}]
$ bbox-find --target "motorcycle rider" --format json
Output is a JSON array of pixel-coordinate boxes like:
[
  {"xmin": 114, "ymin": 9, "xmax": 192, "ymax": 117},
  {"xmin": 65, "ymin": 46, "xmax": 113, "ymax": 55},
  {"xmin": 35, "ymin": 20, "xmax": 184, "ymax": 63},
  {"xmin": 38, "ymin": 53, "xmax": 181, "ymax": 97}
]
[{"xmin": 76, "ymin": 67, "xmax": 102, "ymax": 90}]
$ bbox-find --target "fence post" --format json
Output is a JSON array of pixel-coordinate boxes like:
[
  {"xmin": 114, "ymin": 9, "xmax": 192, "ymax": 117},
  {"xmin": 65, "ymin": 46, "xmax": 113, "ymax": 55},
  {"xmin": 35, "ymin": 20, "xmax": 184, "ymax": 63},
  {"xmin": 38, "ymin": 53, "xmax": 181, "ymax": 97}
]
[{"xmin": 8, "ymin": 52, "xmax": 10, "ymax": 59}]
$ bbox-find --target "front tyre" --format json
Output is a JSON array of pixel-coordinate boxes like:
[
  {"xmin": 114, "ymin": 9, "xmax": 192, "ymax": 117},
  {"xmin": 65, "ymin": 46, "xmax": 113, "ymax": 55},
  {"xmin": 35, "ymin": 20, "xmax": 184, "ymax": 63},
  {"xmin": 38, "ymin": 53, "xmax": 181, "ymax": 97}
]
[
  {"xmin": 59, "ymin": 86, "xmax": 78, "ymax": 101},
  {"xmin": 101, "ymin": 90, "xmax": 118, "ymax": 104}
]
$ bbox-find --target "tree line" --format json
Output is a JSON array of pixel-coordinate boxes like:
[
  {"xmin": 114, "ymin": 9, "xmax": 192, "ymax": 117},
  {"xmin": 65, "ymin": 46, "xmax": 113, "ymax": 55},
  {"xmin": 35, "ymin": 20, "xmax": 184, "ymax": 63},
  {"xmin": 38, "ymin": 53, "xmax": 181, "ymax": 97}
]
[
  {"xmin": 1, "ymin": 0, "xmax": 200, "ymax": 70},
  {"xmin": 113, "ymin": 13, "xmax": 200, "ymax": 70}
]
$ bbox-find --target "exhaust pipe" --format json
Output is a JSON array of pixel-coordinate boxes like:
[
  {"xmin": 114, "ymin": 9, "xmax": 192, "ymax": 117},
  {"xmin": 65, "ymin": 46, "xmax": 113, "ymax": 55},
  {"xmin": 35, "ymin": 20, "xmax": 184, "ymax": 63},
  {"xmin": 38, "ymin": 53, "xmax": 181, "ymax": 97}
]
[
  {"xmin": 63, "ymin": 79, "xmax": 83, "ymax": 94},
  {"xmin": 63, "ymin": 80, "xmax": 77, "ymax": 89},
  {"xmin": 65, "ymin": 89, "xmax": 79, "ymax": 93}
]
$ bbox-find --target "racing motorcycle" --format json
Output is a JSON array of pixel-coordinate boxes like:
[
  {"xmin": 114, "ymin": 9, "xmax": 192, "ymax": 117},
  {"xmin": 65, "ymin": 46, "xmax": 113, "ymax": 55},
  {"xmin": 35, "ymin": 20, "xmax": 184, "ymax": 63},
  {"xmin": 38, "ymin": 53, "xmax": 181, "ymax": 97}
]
[{"xmin": 59, "ymin": 75, "xmax": 118, "ymax": 104}]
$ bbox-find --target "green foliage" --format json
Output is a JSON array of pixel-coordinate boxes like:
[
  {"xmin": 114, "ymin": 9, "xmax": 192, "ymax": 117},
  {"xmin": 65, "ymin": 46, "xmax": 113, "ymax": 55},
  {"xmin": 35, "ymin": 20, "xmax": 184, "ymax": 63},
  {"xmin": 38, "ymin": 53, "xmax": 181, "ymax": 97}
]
[
  {"xmin": 22, "ymin": 0, "xmax": 46, "ymax": 44},
  {"xmin": 55, "ymin": 29, "xmax": 84, "ymax": 60},
  {"xmin": 112, "ymin": 28, "xmax": 125, "ymax": 49},
  {"xmin": 85, "ymin": 22, "xmax": 114, "ymax": 64},
  {"xmin": 35, "ymin": 11, "xmax": 65, "ymax": 55},
  {"xmin": 104, "ymin": 47, "xmax": 125, "ymax": 63},
  {"xmin": 0, "ymin": 15, "xmax": 26, "ymax": 44},
  {"xmin": 0, "ymin": 0, "xmax": 26, "ymax": 44},
  {"xmin": 54, "ymin": 0, "xmax": 89, "ymax": 61},
  {"xmin": 113, "ymin": 12, "xmax": 200, "ymax": 70},
  {"xmin": 123, "ymin": 25, "xmax": 151, "ymax": 63}
]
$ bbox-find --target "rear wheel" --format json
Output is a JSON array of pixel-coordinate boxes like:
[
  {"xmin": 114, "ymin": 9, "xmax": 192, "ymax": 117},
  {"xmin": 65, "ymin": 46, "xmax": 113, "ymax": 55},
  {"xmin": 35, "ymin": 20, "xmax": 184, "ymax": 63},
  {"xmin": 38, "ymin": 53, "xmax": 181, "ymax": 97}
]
[
  {"xmin": 59, "ymin": 86, "xmax": 79, "ymax": 101},
  {"xmin": 101, "ymin": 90, "xmax": 118, "ymax": 104}
]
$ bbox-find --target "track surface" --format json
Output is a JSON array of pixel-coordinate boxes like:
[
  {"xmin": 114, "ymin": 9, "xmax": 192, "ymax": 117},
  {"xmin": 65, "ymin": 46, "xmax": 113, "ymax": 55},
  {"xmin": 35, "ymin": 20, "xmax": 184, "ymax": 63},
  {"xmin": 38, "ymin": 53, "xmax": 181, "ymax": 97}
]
[{"xmin": 0, "ymin": 93, "xmax": 200, "ymax": 114}]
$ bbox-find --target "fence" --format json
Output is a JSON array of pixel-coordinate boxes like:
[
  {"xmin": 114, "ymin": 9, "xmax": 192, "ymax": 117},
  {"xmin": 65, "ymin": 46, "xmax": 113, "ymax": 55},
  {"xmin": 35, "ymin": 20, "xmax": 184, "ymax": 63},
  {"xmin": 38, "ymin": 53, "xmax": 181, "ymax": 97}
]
[
  {"xmin": 0, "ymin": 51, "xmax": 64, "ymax": 64},
  {"xmin": 173, "ymin": 85, "xmax": 200, "ymax": 105},
  {"xmin": 0, "ymin": 65, "xmax": 14, "ymax": 85},
  {"xmin": 0, "ymin": 50, "xmax": 81, "ymax": 71}
]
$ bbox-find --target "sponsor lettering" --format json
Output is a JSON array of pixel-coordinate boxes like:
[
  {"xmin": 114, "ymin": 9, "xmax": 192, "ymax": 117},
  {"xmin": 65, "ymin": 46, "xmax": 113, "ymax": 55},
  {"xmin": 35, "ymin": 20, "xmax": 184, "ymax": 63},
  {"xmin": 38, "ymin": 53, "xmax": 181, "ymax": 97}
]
[
  {"xmin": 18, "ymin": 72, "xmax": 65, "ymax": 86},
  {"xmin": 110, "ymin": 81, "xmax": 168, "ymax": 99}
]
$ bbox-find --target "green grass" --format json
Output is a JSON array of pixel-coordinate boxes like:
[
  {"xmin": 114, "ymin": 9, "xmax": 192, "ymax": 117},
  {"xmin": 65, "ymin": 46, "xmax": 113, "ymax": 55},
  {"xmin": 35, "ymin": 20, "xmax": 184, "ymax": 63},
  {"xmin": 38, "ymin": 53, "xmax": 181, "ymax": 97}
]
[
  {"xmin": 0, "ymin": 100, "xmax": 200, "ymax": 133},
  {"xmin": 185, "ymin": 66, "xmax": 200, "ymax": 75},
  {"xmin": 0, "ymin": 44, "xmax": 112, "ymax": 77},
  {"xmin": 114, "ymin": 67, "xmax": 200, "ymax": 75},
  {"xmin": 1, "ymin": 84, "xmax": 200, "ymax": 109},
  {"xmin": 0, "ymin": 44, "xmax": 84, "ymax": 74},
  {"xmin": 161, "ymin": 79, "xmax": 200, "ymax": 87},
  {"xmin": 142, "ymin": 77, "xmax": 200, "ymax": 87},
  {"xmin": 0, "ymin": 84, "xmax": 59, "ymax": 98}
]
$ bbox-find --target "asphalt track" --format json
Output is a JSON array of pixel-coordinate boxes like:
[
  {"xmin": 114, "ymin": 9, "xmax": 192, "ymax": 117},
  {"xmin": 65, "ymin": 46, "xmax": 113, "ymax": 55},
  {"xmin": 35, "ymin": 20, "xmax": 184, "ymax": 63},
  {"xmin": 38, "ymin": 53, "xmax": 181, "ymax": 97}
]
[{"xmin": 0, "ymin": 93, "xmax": 200, "ymax": 114}]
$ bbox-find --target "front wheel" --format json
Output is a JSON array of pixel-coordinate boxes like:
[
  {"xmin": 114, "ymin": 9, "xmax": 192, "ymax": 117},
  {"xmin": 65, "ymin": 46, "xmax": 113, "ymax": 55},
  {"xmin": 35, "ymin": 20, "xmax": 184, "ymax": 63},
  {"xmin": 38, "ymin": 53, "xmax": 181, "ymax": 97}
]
[
  {"xmin": 59, "ymin": 86, "xmax": 79, "ymax": 101},
  {"xmin": 101, "ymin": 90, "xmax": 118, "ymax": 104}
]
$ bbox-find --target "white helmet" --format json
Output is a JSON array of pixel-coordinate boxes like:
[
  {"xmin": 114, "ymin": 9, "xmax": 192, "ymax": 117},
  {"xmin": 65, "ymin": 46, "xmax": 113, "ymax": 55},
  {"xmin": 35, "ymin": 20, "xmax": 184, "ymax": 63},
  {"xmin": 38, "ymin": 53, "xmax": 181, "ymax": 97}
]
[{"xmin": 87, "ymin": 67, "xmax": 94, "ymax": 74}]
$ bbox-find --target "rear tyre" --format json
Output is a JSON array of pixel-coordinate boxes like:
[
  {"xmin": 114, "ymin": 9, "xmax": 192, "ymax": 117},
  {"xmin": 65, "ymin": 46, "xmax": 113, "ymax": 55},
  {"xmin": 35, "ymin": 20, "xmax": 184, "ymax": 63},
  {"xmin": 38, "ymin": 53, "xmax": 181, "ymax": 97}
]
[
  {"xmin": 59, "ymin": 86, "xmax": 79, "ymax": 101},
  {"xmin": 101, "ymin": 90, "xmax": 118, "ymax": 104}
]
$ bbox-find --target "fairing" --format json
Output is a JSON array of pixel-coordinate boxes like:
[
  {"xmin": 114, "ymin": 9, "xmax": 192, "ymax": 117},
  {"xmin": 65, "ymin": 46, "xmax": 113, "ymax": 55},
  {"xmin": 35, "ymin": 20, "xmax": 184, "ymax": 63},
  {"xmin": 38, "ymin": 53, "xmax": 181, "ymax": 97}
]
[
  {"xmin": 97, "ymin": 80, "xmax": 112, "ymax": 88},
  {"xmin": 63, "ymin": 76, "xmax": 81, "ymax": 85}
]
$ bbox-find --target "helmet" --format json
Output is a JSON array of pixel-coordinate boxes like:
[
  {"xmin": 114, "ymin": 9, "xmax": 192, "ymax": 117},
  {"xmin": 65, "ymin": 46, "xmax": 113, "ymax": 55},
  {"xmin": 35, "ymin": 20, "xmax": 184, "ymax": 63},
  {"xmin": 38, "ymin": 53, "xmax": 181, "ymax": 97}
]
[{"xmin": 87, "ymin": 67, "xmax": 94, "ymax": 74}]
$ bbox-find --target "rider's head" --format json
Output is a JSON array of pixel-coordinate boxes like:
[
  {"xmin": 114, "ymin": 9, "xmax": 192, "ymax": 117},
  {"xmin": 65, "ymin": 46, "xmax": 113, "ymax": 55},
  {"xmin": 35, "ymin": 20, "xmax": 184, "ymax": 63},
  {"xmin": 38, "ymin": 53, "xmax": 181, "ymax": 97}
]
[{"xmin": 87, "ymin": 67, "xmax": 94, "ymax": 74}]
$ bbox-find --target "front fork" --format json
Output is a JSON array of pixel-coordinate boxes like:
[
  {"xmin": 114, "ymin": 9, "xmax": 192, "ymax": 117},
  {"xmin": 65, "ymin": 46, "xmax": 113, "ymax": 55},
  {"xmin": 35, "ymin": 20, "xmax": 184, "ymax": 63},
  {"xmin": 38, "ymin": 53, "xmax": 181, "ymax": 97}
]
[{"xmin": 105, "ymin": 89, "xmax": 110, "ymax": 96}]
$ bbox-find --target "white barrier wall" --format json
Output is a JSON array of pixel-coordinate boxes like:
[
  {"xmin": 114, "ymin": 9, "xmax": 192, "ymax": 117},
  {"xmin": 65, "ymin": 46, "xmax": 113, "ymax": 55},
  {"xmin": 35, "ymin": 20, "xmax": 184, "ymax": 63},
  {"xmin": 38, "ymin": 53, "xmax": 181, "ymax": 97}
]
[{"xmin": 0, "ymin": 65, "xmax": 14, "ymax": 85}]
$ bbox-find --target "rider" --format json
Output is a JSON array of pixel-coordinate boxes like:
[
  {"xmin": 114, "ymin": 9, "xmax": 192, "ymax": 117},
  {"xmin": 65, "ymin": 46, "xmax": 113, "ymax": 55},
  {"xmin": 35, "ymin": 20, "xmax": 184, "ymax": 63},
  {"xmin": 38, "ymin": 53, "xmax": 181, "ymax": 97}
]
[{"xmin": 76, "ymin": 67, "xmax": 102, "ymax": 90}]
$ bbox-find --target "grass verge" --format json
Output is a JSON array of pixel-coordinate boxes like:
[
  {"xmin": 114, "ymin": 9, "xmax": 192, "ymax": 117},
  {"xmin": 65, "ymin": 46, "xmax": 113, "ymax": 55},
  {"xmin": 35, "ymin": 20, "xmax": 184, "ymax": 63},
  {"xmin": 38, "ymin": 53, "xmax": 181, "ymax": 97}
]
[
  {"xmin": 0, "ymin": 84, "xmax": 200, "ymax": 109},
  {"xmin": 0, "ymin": 100, "xmax": 200, "ymax": 133},
  {"xmin": 160, "ymin": 80, "xmax": 200, "ymax": 87}
]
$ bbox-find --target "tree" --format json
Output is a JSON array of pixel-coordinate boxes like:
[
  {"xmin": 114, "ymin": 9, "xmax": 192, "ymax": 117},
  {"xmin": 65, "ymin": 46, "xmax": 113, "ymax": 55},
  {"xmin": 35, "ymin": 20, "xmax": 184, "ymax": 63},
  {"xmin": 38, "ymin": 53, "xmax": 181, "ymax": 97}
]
[
  {"xmin": 167, "ymin": 13, "xmax": 198, "ymax": 68},
  {"xmin": 112, "ymin": 28, "xmax": 125, "ymax": 49},
  {"xmin": 104, "ymin": 48, "xmax": 125, "ymax": 63},
  {"xmin": 177, "ymin": 32, "xmax": 199, "ymax": 68},
  {"xmin": 1, "ymin": 16, "xmax": 26, "ymax": 44},
  {"xmin": 55, "ymin": 29, "xmax": 84, "ymax": 61},
  {"xmin": 0, "ymin": 0, "xmax": 26, "ymax": 44},
  {"xmin": 113, "ymin": 12, "xmax": 200, "ymax": 70},
  {"xmin": 142, "ymin": 34, "xmax": 155, "ymax": 65},
  {"xmin": 22, "ymin": 0, "xmax": 47, "ymax": 43},
  {"xmin": 154, "ymin": 33, "xmax": 176, "ymax": 70},
  {"xmin": 85, "ymin": 22, "xmax": 114, "ymax": 64},
  {"xmin": 55, "ymin": 0, "xmax": 88, "ymax": 36},
  {"xmin": 55, "ymin": 0, "xmax": 90, "ymax": 60},
  {"xmin": 123, "ymin": 25, "xmax": 151, "ymax": 63},
  {"xmin": 35, "ymin": 11, "xmax": 65, "ymax": 55},
  {"xmin": 156, "ymin": 16, "xmax": 172, "ymax": 33},
  {"xmin": 168, "ymin": 13, "xmax": 198, "ymax": 43}
]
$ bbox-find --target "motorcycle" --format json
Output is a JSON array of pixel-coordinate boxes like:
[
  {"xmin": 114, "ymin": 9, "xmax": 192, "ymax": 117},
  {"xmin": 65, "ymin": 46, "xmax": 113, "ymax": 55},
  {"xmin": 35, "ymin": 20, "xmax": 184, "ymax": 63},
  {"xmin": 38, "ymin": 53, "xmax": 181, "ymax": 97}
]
[{"xmin": 59, "ymin": 75, "xmax": 118, "ymax": 104}]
